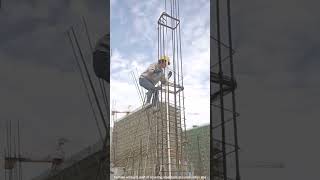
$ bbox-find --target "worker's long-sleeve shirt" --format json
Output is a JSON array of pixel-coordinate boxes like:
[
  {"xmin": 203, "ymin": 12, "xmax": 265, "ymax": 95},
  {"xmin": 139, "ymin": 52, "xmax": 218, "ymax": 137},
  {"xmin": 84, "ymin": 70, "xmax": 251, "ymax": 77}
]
[{"xmin": 141, "ymin": 63, "xmax": 168, "ymax": 85}]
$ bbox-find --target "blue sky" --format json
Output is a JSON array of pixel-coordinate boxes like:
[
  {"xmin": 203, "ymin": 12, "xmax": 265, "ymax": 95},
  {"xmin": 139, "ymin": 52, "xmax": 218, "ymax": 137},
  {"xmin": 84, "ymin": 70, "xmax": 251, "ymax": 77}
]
[{"xmin": 110, "ymin": 0, "xmax": 210, "ymax": 129}]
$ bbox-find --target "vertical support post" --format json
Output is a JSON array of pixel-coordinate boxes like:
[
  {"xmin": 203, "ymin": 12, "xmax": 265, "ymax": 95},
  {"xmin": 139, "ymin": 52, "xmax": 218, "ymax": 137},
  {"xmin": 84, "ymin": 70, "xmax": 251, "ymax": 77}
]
[
  {"xmin": 197, "ymin": 135, "xmax": 203, "ymax": 176},
  {"xmin": 18, "ymin": 120, "xmax": 22, "ymax": 180},
  {"xmin": 166, "ymin": 84, "xmax": 172, "ymax": 177},
  {"xmin": 215, "ymin": 0, "xmax": 228, "ymax": 179},
  {"xmin": 138, "ymin": 139, "xmax": 142, "ymax": 177},
  {"xmin": 226, "ymin": 0, "xmax": 240, "ymax": 179}
]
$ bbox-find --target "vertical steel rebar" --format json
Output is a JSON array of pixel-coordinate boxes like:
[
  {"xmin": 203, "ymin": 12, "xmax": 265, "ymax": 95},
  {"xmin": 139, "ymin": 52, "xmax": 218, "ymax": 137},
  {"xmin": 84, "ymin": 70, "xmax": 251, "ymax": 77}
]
[
  {"xmin": 70, "ymin": 27, "xmax": 107, "ymax": 131},
  {"xmin": 18, "ymin": 120, "xmax": 22, "ymax": 180},
  {"xmin": 226, "ymin": 0, "xmax": 240, "ymax": 179},
  {"xmin": 215, "ymin": 0, "xmax": 228, "ymax": 179},
  {"xmin": 66, "ymin": 31, "xmax": 104, "ymax": 142}
]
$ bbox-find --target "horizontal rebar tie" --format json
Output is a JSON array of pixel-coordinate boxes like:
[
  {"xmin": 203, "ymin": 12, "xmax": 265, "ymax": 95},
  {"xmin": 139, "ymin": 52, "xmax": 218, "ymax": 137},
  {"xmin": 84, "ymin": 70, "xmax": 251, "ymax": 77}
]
[{"xmin": 158, "ymin": 12, "xmax": 180, "ymax": 30}]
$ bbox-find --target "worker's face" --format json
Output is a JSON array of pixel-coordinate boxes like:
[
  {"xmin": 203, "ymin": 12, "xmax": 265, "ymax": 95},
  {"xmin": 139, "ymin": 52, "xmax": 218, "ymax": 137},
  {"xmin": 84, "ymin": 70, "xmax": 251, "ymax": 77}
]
[{"xmin": 160, "ymin": 61, "xmax": 167, "ymax": 68}]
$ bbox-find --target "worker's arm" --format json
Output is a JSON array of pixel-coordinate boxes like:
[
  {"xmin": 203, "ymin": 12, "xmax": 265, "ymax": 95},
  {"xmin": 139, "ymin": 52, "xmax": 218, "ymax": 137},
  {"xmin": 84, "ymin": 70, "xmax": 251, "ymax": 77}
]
[
  {"xmin": 172, "ymin": 83, "xmax": 184, "ymax": 90},
  {"xmin": 160, "ymin": 72, "xmax": 169, "ymax": 85},
  {"xmin": 161, "ymin": 78, "xmax": 184, "ymax": 90},
  {"xmin": 160, "ymin": 70, "xmax": 172, "ymax": 85},
  {"xmin": 146, "ymin": 64, "xmax": 158, "ymax": 76}
]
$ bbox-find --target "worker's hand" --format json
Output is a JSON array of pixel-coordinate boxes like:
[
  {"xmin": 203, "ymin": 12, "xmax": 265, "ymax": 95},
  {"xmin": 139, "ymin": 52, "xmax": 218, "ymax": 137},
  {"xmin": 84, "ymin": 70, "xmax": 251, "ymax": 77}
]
[
  {"xmin": 179, "ymin": 85, "xmax": 184, "ymax": 91},
  {"xmin": 161, "ymin": 80, "xmax": 167, "ymax": 85},
  {"xmin": 168, "ymin": 71, "xmax": 172, "ymax": 79},
  {"xmin": 154, "ymin": 69, "xmax": 162, "ymax": 73},
  {"xmin": 155, "ymin": 86, "xmax": 162, "ymax": 91}
]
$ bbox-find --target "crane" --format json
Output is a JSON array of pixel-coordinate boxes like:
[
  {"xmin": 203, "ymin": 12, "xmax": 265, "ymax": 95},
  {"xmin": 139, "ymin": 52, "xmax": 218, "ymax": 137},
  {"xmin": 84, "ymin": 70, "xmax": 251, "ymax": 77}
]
[
  {"xmin": 4, "ymin": 156, "xmax": 62, "ymax": 170},
  {"xmin": 111, "ymin": 103, "xmax": 132, "ymax": 122},
  {"xmin": 3, "ymin": 138, "xmax": 69, "ymax": 170}
]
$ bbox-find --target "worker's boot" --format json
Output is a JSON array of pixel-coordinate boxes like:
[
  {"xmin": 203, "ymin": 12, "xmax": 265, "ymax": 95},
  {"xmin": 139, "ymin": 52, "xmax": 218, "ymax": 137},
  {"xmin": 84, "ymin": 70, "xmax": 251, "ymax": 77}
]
[
  {"xmin": 152, "ymin": 91, "xmax": 160, "ymax": 112},
  {"xmin": 144, "ymin": 90, "xmax": 153, "ymax": 108}
]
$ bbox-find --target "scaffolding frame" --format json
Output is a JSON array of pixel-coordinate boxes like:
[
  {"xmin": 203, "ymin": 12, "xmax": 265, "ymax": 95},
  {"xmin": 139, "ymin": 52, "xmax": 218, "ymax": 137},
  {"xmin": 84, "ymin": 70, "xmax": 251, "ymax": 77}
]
[
  {"xmin": 211, "ymin": 0, "xmax": 241, "ymax": 180},
  {"xmin": 157, "ymin": 0, "xmax": 188, "ymax": 176}
]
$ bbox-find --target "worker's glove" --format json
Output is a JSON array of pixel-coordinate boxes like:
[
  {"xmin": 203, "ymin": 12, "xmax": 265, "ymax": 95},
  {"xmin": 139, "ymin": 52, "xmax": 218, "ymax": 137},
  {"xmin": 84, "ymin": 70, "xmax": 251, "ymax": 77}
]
[
  {"xmin": 179, "ymin": 85, "xmax": 184, "ymax": 91},
  {"xmin": 161, "ymin": 78, "xmax": 169, "ymax": 85},
  {"xmin": 155, "ymin": 86, "xmax": 162, "ymax": 91},
  {"xmin": 168, "ymin": 71, "xmax": 172, "ymax": 79}
]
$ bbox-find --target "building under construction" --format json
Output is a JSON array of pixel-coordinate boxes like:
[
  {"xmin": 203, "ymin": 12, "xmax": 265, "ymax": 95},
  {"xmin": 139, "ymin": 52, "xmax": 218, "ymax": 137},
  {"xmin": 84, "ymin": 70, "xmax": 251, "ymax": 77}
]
[{"xmin": 111, "ymin": 103, "xmax": 187, "ymax": 176}]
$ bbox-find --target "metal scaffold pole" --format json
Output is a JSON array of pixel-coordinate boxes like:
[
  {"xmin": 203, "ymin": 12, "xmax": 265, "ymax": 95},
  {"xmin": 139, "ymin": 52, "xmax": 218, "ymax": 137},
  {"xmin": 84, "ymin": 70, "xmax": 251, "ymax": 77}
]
[
  {"xmin": 226, "ymin": 0, "xmax": 241, "ymax": 179},
  {"xmin": 215, "ymin": 0, "xmax": 228, "ymax": 179},
  {"xmin": 211, "ymin": 0, "xmax": 241, "ymax": 179}
]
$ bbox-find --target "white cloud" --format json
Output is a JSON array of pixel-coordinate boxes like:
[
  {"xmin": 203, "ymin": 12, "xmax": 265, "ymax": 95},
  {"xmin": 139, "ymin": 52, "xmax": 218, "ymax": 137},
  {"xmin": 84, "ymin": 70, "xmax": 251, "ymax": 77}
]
[
  {"xmin": 125, "ymin": 0, "xmax": 163, "ymax": 47},
  {"xmin": 111, "ymin": 0, "xmax": 116, "ymax": 7}
]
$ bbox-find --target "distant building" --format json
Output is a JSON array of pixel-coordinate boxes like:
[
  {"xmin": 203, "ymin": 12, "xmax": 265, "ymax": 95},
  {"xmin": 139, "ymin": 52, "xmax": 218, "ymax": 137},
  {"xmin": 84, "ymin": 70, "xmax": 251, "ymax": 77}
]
[
  {"xmin": 185, "ymin": 125, "xmax": 210, "ymax": 177},
  {"xmin": 185, "ymin": 124, "xmax": 223, "ymax": 178}
]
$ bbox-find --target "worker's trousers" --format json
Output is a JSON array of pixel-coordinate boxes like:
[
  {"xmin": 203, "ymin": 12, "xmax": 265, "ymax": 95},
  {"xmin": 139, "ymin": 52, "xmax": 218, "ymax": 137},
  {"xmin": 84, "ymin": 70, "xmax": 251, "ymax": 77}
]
[
  {"xmin": 139, "ymin": 76, "xmax": 159, "ymax": 104},
  {"xmin": 93, "ymin": 50, "xmax": 109, "ymax": 82}
]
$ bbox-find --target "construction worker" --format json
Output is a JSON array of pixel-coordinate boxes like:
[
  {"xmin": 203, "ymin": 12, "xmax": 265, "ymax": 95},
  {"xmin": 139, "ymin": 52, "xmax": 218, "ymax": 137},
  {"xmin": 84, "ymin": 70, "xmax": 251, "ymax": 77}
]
[
  {"xmin": 93, "ymin": 34, "xmax": 110, "ymax": 82},
  {"xmin": 139, "ymin": 55, "xmax": 175, "ymax": 105}
]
